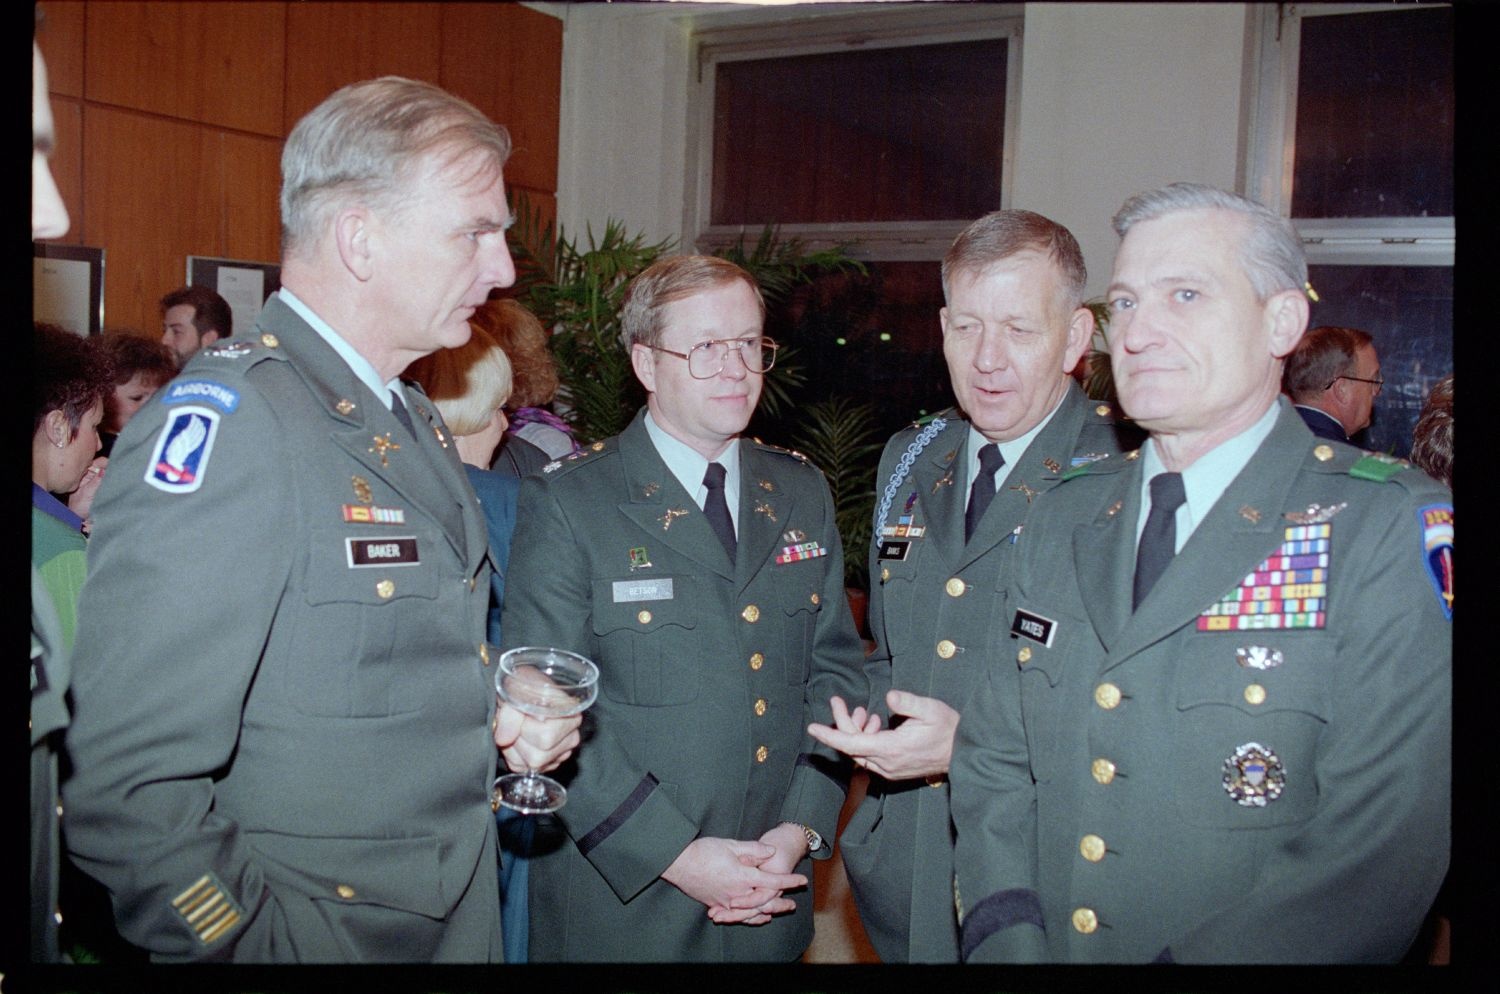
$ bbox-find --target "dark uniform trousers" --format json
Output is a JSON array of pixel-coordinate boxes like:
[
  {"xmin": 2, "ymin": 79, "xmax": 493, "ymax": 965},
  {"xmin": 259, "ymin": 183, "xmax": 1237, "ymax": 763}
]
[
  {"xmin": 842, "ymin": 383, "xmax": 1141, "ymax": 962},
  {"xmin": 500, "ymin": 411, "xmax": 865, "ymax": 961},
  {"xmin": 62, "ymin": 296, "xmax": 502, "ymax": 962},
  {"xmin": 951, "ymin": 402, "xmax": 1452, "ymax": 963}
]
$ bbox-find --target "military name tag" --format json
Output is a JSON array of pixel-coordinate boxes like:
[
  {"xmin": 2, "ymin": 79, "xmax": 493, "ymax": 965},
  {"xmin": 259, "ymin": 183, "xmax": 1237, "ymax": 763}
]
[
  {"xmin": 346, "ymin": 536, "xmax": 419, "ymax": 568},
  {"xmin": 613, "ymin": 578, "xmax": 674, "ymax": 603},
  {"xmin": 1010, "ymin": 609, "xmax": 1057, "ymax": 647},
  {"xmin": 877, "ymin": 540, "xmax": 910, "ymax": 561}
]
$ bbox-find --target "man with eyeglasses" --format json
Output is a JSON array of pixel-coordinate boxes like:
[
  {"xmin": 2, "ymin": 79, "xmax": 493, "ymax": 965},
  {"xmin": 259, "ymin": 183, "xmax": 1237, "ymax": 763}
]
[
  {"xmin": 500, "ymin": 254, "xmax": 864, "ymax": 961},
  {"xmin": 1282, "ymin": 325, "xmax": 1383, "ymax": 444}
]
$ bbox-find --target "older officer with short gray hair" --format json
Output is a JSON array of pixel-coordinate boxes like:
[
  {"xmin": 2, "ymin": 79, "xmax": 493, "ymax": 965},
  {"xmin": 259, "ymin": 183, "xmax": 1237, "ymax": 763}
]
[
  {"xmin": 61, "ymin": 76, "xmax": 579, "ymax": 963},
  {"xmin": 951, "ymin": 183, "xmax": 1451, "ymax": 962}
]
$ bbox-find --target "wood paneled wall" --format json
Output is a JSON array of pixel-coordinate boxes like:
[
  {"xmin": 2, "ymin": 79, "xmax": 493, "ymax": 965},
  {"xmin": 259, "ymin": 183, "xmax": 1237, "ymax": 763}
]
[{"xmin": 35, "ymin": 1, "xmax": 561, "ymax": 336}]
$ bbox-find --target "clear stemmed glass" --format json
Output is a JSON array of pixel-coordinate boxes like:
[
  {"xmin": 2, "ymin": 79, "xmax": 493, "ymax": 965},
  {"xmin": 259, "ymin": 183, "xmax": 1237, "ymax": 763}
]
[{"xmin": 491, "ymin": 645, "xmax": 598, "ymax": 814}]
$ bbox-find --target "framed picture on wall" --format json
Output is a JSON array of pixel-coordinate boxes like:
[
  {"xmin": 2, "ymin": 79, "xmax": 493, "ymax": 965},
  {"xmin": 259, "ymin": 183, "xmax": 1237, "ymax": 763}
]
[
  {"xmin": 34, "ymin": 243, "xmax": 105, "ymax": 337},
  {"xmin": 188, "ymin": 256, "xmax": 282, "ymax": 342}
]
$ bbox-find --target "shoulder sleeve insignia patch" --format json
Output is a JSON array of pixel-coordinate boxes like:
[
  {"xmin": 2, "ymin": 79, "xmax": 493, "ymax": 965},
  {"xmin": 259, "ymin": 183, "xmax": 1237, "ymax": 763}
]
[
  {"xmin": 158, "ymin": 379, "xmax": 240, "ymax": 414},
  {"xmin": 145, "ymin": 407, "xmax": 220, "ymax": 494},
  {"xmin": 1419, "ymin": 503, "xmax": 1453, "ymax": 619}
]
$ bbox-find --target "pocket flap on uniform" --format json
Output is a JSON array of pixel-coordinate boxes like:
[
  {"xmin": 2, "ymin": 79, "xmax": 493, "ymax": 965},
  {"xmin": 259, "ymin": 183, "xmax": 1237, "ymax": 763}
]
[
  {"xmin": 1175, "ymin": 633, "xmax": 1331, "ymax": 719},
  {"xmin": 304, "ymin": 526, "xmax": 440, "ymax": 606},
  {"xmin": 245, "ymin": 830, "xmax": 448, "ymax": 918},
  {"xmin": 590, "ymin": 576, "xmax": 698, "ymax": 635}
]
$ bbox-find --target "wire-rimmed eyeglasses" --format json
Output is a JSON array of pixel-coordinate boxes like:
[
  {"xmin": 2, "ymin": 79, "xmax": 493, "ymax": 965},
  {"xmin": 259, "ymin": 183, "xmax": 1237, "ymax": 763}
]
[
  {"xmin": 649, "ymin": 337, "xmax": 779, "ymax": 379},
  {"xmin": 1329, "ymin": 374, "xmax": 1384, "ymax": 394}
]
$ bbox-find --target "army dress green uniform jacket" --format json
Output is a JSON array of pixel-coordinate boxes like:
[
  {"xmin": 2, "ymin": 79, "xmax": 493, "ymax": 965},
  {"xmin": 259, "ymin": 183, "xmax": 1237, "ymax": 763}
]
[
  {"xmin": 841, "ymin": 383, "xmax": 1139, "ymax": 962},
  {"xmin": 501, "ymin": 411, "xmax": 864, "ymax": 961},
  {"xmin": 62, "ymin": 295, "xmax": 500, "ymax": 963},
  {"xmin": 950, "ymin": 402, "xmax": 1452, "ymax": 962}
]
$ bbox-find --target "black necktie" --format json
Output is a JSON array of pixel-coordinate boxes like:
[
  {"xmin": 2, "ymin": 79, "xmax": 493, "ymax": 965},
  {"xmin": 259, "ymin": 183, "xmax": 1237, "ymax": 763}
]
[
  {"xmin": 390, "ymin": 391, "xmax": 418, "ymax": 439},
  {"xmin": 964, "ymin": 443, "xmax": 1005, "ymax": 542},
  {"xmin": 1133, "ymin": 472, "xmax": 1187, "ymax": 610},
  {"xmin": 703, "ymin": 462, "xmax": 736, "ymax": 563}
]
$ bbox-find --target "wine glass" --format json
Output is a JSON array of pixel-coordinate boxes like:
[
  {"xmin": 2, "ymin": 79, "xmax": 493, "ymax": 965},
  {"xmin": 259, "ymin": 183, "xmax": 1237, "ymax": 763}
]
[{"xmin": 491, "ymin": 645, "xmax": 599, "ymax": 814}]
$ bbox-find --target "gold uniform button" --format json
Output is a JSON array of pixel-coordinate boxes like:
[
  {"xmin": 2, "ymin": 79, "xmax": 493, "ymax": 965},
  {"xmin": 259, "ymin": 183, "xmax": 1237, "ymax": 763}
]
[
  {"xmin": 742, "ymin": 604, "xmax": 761, "ymax": 623},
  {"xmin": 936, "ymin": 639, "xmax": 957, "ymax": 659},
  {"xmin": 1314, "ymin": 444, "xmax": 1335, "ymax": 462},
  {"xmin": 749, "ymin": 652, "xmax": 765, "ymax": 671},
  {"xmin": 755, "ymin": 745, "xmax": 769, "ymax": 763},
  {"xmin": 1244, "ymin": 683, "xmax": 1267, "ymax": 705},
  {"xmin": 1017, "ymin": 646, "xmax": 1032, "ymax": 664},
  {"xmin": 1072, "ymin": 907, "xmax": 1099, "ymax": 934},
  {"xmin": 810, "ymin": 592, "xmax": 820, "ymax": 606},
  {"xmin": 1094, "ymin": 683, "xmax": 1122, "ymax": 709},
  {"xmin": 260, "ymin": 333, "xmax": 280, "ymax": 348},
  {"xmin": 637, "ymin": 610, "xmax": 652, "ymax": 624},
  {"xmin": 754, "ymin": 698, "xmax": 767, "ymax": 717},
  {"xmin": 880, "ymin": 567, "xmax": 891, "ymax": 582},
  {"xmin": 479, "ymin": 643, "xmax": 490, "ymax": 666},
  {"xmin": 336, "ymin": 885, "xmax": 356, "ymax": 900},
  {"xmin": 375, "ymin": 579, "xmax": 395, "ymax": 599},
  {"xmin": 945, "ymin": 578, "xmax": 966, "ymax": 597},
  {"xmin": 1091, "ymin": 758, "xmax": 1117, "ymax": 784},
  {"xmin": 591, "ymin": 441, "xmax": 605, "ymax": 452},
  {"xmin": 1079, "ymin": 834, "xmax": 1106, "ymax": 862}
]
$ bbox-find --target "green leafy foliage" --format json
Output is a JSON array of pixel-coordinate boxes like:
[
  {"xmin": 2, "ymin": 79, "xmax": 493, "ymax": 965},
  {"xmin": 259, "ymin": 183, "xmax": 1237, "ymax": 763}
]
[
  {"xmin": 788, "ymin": 395, "xmax": 883, "ymax": 589},
  {"xmin": 1081, "ymin": 297, "xmax": 1118, "ymax": 404}
]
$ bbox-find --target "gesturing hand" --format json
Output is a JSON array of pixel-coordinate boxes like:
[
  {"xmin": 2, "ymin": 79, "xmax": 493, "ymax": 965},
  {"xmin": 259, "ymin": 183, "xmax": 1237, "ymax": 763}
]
[{"xmin": 807, "ymin": 691, "xmax": 960, "ymax": 781}]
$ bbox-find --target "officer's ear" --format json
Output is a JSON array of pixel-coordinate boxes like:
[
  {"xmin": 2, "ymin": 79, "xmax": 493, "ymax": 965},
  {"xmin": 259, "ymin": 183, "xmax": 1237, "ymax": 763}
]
[
  {"xmin": 1062, "ymin": 305, "xmax": 1095, "ymax": 374},
  {"xmin": 1263, "ymin": 288, "xmax": 1309, "ymax": 360},
  {"xmin": 200, "ymin": 329, "xmax": 223, "ymax": 348},
  {"xmin": 334, "ymin": 207, "xmax": 374, "ymax": 282},
  {"xmin": 630, "ymin": 342, "xmax": 657, "ymax": 395}
]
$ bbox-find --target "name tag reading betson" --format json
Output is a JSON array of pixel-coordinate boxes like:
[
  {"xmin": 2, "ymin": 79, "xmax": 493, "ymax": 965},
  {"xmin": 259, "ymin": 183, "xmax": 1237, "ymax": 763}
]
[
  {"xmin": 346, "ymin": 536, "xmax": 420, "ymax": 567},
  {"xmin": 613, "ymin": 578, "xmax": 674, "ymax": 603}
]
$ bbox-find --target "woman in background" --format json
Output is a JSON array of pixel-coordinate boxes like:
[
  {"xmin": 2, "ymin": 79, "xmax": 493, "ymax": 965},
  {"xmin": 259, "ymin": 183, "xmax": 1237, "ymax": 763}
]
[
  {"xmin": 476, "ymin": 298, "xmax": 579, "ymax": 477},
  {"xmin": 93, "ymin": 333, "xmax": 177, "ymax": 456},
  {"xmin": 1410, "ymin": 375, "xmax": 1453, "ymax": 488},
  {"xmin": 406, "ymin": 322, "xmax": 532, "ymax": 962}
]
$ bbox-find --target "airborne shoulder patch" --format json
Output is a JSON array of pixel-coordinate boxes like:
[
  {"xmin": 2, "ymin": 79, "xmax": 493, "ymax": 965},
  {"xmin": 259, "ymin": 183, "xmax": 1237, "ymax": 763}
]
[{"xmin": 145, "ymin": 406, "xmax": 221, "ymax": 494}]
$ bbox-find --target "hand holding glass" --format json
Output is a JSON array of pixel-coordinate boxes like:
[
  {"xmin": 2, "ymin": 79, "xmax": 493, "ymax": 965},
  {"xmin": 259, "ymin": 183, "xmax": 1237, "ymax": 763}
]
[{"xmin": 492, "ymin": 646, "xmax": 598, "ymax": 814}]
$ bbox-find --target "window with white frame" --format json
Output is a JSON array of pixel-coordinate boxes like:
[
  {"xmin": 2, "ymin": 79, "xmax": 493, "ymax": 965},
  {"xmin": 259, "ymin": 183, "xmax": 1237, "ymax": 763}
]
[
  {"xmin": 688, "ymin": 5, "xmax": 1023, "ymax": 434},
  {"xmin": 1246, "ymin": 2, "xmax": 1453, "ymax": 458}
]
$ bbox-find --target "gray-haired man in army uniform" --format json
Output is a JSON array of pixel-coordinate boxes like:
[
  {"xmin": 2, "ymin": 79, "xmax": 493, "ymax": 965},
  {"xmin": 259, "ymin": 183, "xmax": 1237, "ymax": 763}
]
[
  {"xmin": 60, "ymin": 77, "xmax": 580, "ymax": 962},
  {"xmin": 807, "ymin": 210, "xmax": 1140, "ymax": 961},
  {"xmin": 951, "ymin": 183, "xmax": 1451, "ymax": 962},
  {"xmin": 501, "ymin": 255, "xmax": 865, "ymax": 961}
]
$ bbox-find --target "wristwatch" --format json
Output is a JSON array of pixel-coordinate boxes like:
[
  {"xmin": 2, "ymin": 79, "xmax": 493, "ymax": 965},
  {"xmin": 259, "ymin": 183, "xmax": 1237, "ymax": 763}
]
[{"xmin": 784, "ymin": 821, "xmax": 824, "ymax": 854}]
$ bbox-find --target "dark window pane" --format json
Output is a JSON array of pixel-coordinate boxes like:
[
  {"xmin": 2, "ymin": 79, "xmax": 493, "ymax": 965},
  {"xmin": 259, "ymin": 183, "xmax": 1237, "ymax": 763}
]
[
  {"xmin": 1292, "ymin": 8, "xmax": 1453, "ymax": 218},
  {"xmin": 712, "ymin": 40, "xmax": 1007, "ymax": 226},
  {"xmin": 1305, "ymin": 264, "xmax": 1452, "ymax": 458},
  {"xmin": 751, "ymin": 261, "xmax": 953, "ymax": 445}
]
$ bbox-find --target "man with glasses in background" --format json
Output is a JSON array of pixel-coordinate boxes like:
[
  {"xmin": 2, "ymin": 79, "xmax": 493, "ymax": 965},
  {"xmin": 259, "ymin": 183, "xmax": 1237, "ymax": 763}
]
[
  {"xmin": 501, "ymin": 254, "xmax": 864, "ymax": 961},
  {"xmin": 1282, "ymin": 325, "xmax": 1382, "ymax": 444}
]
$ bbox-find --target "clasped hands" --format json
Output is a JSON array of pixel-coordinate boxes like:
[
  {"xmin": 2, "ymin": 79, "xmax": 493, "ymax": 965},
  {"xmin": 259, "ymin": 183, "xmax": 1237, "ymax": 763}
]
[
  {"xmin": 806, "ymin": 691, "xmax": 960, "ymax": 782},
  {"xmin": 662, "ymin": 824, "xmax": 810, "ymax": 927}
]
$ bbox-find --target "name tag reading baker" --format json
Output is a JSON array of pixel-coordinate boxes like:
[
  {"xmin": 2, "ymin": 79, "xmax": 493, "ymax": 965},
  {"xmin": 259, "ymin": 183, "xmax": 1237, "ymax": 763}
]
[
  {"xmin": 346, "ymin": 536, "xmax": 420, "ymax": 568},
  {"xmin": 613, "ymin": 578, "xmax": 674, "ymax": 603}
]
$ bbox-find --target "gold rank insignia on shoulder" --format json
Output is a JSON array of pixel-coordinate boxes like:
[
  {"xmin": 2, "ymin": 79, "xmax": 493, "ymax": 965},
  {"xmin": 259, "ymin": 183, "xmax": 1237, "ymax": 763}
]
[
  {"xmin": 172, "ymin": 873, "xmax": 244, "ymax": 945},
  {"xmin": 260, "ymin": 333, "xmax": 279, "ymax": 348},
  {"xmin": 1095, "ymin": 403, "xmax": 1112, "ymax": 417},
  {"xmin": 1283, "ymin": 502, "xmax": 1347, "ymax": 525},
  {"xmin": 1125, "ymin": 449, "xmax": 1141, "ymax": 461},
  {"xmin": 591, "ymin": 441, "xmax": 606, "ymax": 452}
]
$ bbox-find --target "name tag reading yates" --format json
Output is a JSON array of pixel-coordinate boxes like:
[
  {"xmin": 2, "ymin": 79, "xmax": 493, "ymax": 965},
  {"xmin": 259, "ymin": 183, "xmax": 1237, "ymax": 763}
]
[
  {"xmin": 613, "ymin": 578, "xmax": 674, "ymax": 603},
  {"xmin": 346, "ymin": 536, "xmax": 420, "ymax": 568},
  {"xmin": 1010, "ymin": 609, "xmax": 1057, "ymax": 647}
]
